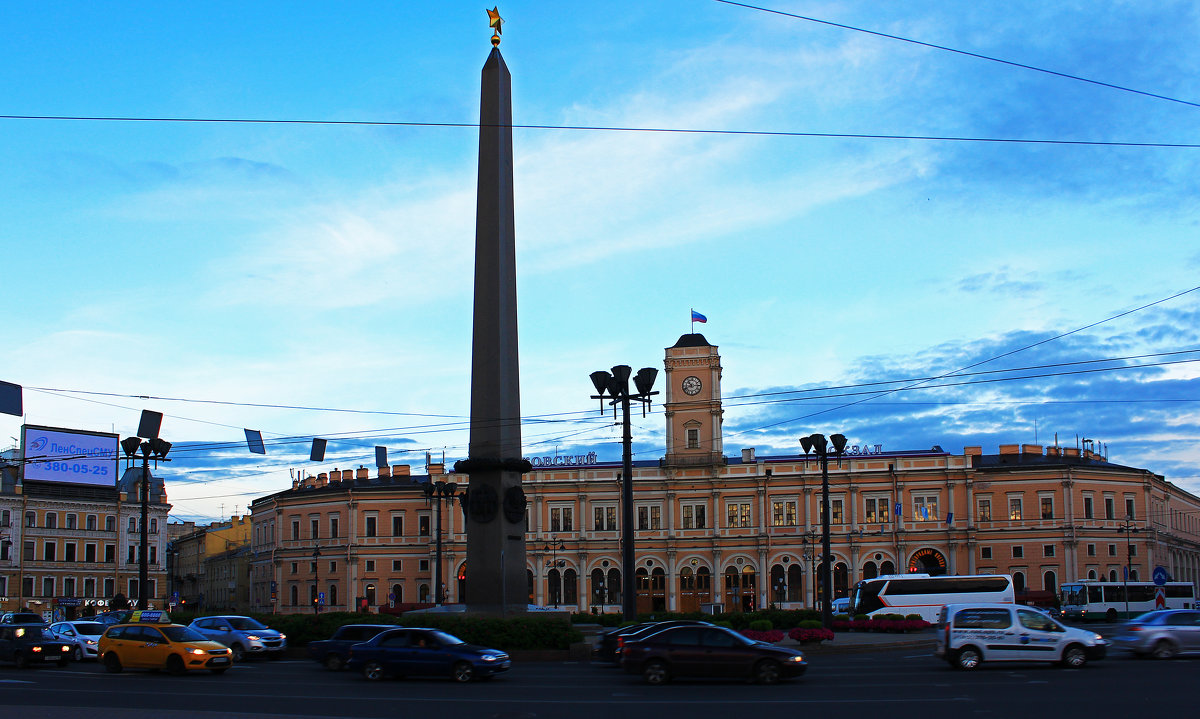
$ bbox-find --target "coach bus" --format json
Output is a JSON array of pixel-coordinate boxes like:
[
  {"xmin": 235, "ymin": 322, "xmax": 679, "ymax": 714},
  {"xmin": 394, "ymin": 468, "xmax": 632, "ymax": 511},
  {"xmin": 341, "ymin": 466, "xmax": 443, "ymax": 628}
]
[
  {"xmin": 1058, "ymin": 580, "xmax": 1195, "ymax": 621},
  {"xmin": 848, "ymin": 574, "xmax": 1014, "ymax": 622}
]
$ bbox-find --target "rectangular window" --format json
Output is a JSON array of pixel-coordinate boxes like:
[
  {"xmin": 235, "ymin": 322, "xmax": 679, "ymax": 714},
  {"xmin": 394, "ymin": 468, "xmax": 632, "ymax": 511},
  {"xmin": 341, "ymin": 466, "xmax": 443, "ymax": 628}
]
[
  {"xmin": 329, "ymin": 560, "xmax": 336, "ymax": 573},
  {"xmin": 330, "ymin": 516, "xmax": 339, "ymax": 538},
  {"xmin": 23, "ymin": 541, "xmax": 34, "ymax": 562},
  {"xmin": 594, "ymin": 506, "xmax": 616, "ymax": 531},
  {"xmin": 86, "ymin": 515, "xmax": 96, "ymax": 530},
  {"xmin": 105, "ymin": 515, "xmax": 115, "ymax": 532},
  {"xmin": 682, "ymin": 503, "xmax": 706, "ymax": 529},
  {"xmin": 392, "ymin": 516, "xmax": 403, "ymax": 537},
  {"xmin": 830, "ymin": 498, "xmax": 844, "ymax": 524},
  {"xmin": 1043, "ymin": 544, "xmax": 1056, "ymax": 557},
  {"xmin": 45, "ymin": 512, "xmax": 57, "ymax": 529},
  {"xmin": 291, "ymin": 520, "xmax": 300, "ymax": 540},
  {"xmin": 365, "ymin": 516, "xmax": 377, "ymax": 538},
  {"xmin": 686, "ymin": 428, "xmax": 700, "ymax": 449},
  {"xmin": 1009, "ymin": 498, "xmax": 1023, "ymax": 521},
  {"xmin": 1109, "ymin": 544, "xmax": 1117, "ymax": 557},
  {"xmin": 978, "ymin": 499, "xmax": 992, "ymax": 522},
  {"xmin": 311, "ymin": 518, "xmax": 320, "ymax": 539},
  {"xmin": 772, "ymin": 500, "xmax": 797, "ymax": 527},
  {"xmin": 1083, "ymin": 496, "xmax": 1094, "ymax": 519},
  {"xmin": 104, "ymin": 545, "xmax": 115, "ymax": 563},
  {"xmin": 1040, "ymin": 496, "xmax": 1054, "ymax": 520},
  {"xmin": 1125, "ymin": 498, "xmax": 1136, "ymax": 520},
  {"xmin": 1012, "ymin": 545, "xmax": 1024, "ymax": 558},
  {"xmin": 637, "ymin": 506, "xmax": 661, "ymax": 530},
  {"xmin": 1087, "ymin": 543, "xmax": 1096, "ymax": 556},
  {"xmin": 419, "ymin": 559, "xmax": 429, "ymax": 572},
  {"xmin": 1130, "ymin": 544, "xmax": 1137, "ymax": 557},
  {"xmin": 981, "ymin": 546, "xmax": 992, "ymax": 559},
  {"xmin": 913, "ymin": 495, "xmax": 938, "ymax": 522},
  {"xmin": 127, "ymin": 546, "xmax": 135, "ymax": 564},
  {"xmin": 726, "ymin": 502, "xmax": 752, "ymax": 528},
  {"xmin": 365, "ymin": 560, "xmax": 375, "ymax": 573},
  {"xmin": 25, "ymin": 511, "xmax": 35, "ymax": 527},
  {"xmin": 150, "ymin": 546, "xmax": 157, "ymax": 564},
  {"xmin": 44, "ymin": 542, "xmax": 56, "ymax": 562},
  {"xmin": 104, "ymin": 578, "xmax": 114, "ymax": 597},
  {"xmin": 66, "ymin": 514, "xmax": 77, "ymax": 530},
  {"xmin": 43, "ymin": 577, "xmax": 54, "ymax": 597},
  {"xmin": 392, "ymin": 560, "xmax": 402, "ymax": 571},
  {"xmin": 550, "ymin": 507, "xmax": 573, "ymax": 532},
  {"xmin": 419, "ymin": 515, "xmax": 431, "ymax": 536},
  {"xmin": 864, "ymin": 497, "xmax": 891, "ymax": 523},
  {"xmin": 65, "ymin": 543, "xmax": 77, "ymax": 562},
  {"xmin": 1104, "ymin": 497, "xmax": 1115, "ymax": 520},
  {"xmin": 291, "ymin": 562, "xmax": 298, "ymax": 574}
]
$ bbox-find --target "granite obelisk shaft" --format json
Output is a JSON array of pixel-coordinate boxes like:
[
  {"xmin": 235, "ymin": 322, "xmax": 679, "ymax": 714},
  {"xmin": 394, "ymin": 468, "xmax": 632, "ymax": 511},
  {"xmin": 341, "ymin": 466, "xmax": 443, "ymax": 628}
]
[{"xmin": 465, "ymin": 47, "xmax": 526, "ymax": 614}]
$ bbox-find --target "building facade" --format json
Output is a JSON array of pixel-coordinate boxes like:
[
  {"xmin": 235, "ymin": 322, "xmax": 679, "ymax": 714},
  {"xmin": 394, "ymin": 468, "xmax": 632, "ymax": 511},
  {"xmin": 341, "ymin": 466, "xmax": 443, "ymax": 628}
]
[
  {"xmin": 0, "ymin": 461, "xmax": 170, "ymax": 617},
  {"xmin": 168, "ymin": 516, "xmax": 251, "ymax": 611},
  {"xmin": 248, "ymin": 334, "xmax": 1200, "ymax": 614}
]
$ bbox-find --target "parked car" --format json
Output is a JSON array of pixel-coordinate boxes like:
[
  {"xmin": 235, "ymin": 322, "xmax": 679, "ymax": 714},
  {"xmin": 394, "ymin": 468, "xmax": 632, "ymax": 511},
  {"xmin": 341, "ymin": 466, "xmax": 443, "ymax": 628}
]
[
  {"xmin": 935, "ymin": 603, "xmax": 1108, "ymax": 670},
  {"xmin": 0, "ymin": 612, "xmax": 46, "ymax": 625},
  {"xmin": 346, "ymin": 627, "xmax": 510, "ymax": 682},
  {"xmin": 49, "ymin": 620, "xmax": 106, "ymax": 661},
  {"xmin": 1111, "ymin": 610, "xmax": 1200, "ymax": 658},
  {"xmin": 308, "ymin": 624, "xmax": 396, "ymax": 670},
  {"xmin": 619, "ymin": 624, "xmax": 807, "ymax": 685},
  {"xmin": 188, "ymin": 615, "xmax": 287, "ymax": 661},
  {"xmin": 595, "ymin": 620, "xmax": 713, "ymax": 664},
  {"xmin": 99, "ymin": 617, "xmax": 233, "ymax": 675},
  {"xmin": 0, "ymin": 622, "xmax": 73, "ymax": 669}
]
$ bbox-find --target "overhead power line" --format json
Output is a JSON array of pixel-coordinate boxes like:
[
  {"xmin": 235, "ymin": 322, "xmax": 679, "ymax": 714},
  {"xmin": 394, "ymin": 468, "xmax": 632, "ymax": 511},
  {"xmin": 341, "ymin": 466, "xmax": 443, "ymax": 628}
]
[
  {"xmin": 713, "ymin": 0, "xmax": 1200, "ymax": 110},
  {"xmin": 0, "ymin": 115, "xmax": 1196, "ymax": 149}
]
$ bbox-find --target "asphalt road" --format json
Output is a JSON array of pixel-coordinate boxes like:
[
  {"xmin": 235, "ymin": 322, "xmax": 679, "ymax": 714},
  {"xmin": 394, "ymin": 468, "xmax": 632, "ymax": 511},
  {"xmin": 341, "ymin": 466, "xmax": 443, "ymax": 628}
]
[{"xmin": 0, "ymin": 646, "xmax": 1191, "ymax": 719}]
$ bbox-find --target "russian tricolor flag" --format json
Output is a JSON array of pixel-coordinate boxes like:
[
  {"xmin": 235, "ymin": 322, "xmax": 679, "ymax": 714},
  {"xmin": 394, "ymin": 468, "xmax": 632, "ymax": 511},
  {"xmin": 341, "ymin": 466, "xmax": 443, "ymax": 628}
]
[{"xmin": 691, "ymin": 310, "xmax": 707, "ymax": 323}]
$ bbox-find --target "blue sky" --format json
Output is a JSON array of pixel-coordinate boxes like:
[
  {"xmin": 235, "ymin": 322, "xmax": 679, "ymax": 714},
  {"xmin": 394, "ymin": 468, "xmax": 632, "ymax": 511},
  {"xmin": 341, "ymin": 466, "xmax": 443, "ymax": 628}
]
[{"xmin": 3, "ymin": 1, "xmax": 1199, "ymax": 522}]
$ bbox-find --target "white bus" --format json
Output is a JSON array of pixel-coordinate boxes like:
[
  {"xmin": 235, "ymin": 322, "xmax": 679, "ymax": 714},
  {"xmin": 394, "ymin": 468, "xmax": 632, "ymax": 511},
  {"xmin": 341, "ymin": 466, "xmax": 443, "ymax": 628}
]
[
  {"xmin": 848, "ymin": 574, "xmax": 1014, "ymax": 623},
  {"xmin": 1058, "ymin": 581, "xmax": 1195, "ymax": 621}
]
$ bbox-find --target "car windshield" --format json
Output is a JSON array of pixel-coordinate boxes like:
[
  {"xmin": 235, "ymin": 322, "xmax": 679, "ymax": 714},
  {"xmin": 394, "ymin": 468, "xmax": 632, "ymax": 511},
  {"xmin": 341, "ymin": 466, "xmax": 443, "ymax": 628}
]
[
  {"xmin": 1129, "ymin": 611, "xmax": 1163, "ymax": 624},
  {"xmin": 430, "ymin": 630, "xmax": 465, "ymax": 645},
  {"xmin": 73, "ymin": 623, "xmax": 105, "ymax": 636},
  {"xmin": 162, "ymin": 625, "xmax": 208, "ymax": 642},
  {"xmin": 227, "ymin": 617, "xmax": 267, "ymax": 630}
]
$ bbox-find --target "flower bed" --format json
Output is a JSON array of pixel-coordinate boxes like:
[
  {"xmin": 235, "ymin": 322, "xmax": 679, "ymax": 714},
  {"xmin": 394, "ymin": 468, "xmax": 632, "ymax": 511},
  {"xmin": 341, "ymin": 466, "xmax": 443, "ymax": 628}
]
[
  {"xmin": 788, "ymin": 627, "xmax": 835, "ymax": 643},
  {"xmin": 831, "ymin": 618, "xmax": 931, "ymax": 633},
  {"xmin": 739, "ymin": 628, "xmax": 786, "ymax": 643}
]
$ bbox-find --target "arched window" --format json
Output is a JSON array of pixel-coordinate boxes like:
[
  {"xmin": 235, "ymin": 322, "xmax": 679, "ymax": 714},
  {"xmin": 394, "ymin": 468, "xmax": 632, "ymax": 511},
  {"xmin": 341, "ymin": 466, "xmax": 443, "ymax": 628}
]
[
  {"xmin": 1042, "ymin": 570, "xmax": 1056, "ymax": 593},
  {"xmin": 419, "ymin": 583, "xmax": 430, "ymax": 603},
  {"xmin": 590, "ymin": 568, "xmax": 606, "ymax": 605},
  {"xmin": 548, "ymin": 568, "xmax": 562, "ymax": 607},
  {"xmin": 606, "ymin": 568, "xmax": 621, "ymax": 604},
  {"xmin": 330, "ymin": 583, "xmax": 339, "ymax": 607},
  {"xmin": 564, "ymin": 568, "xmax": 578, "ymax": 606},
  {"xmin": 770, "ymin": 564, "xmax": 787, "ymax": 604},
  {"xmin": 1130, "ymin": 568, "xmax": 1139, "ymax": 581},
  {"xmin": 391, "ymin": 583, "xmax": 402, "ymax": 605},
  {"xmin": 834, "ymin": 562, "xmax": 849, "ymax": 598},
  {"xmin": 1088, "ymin": 569, "xmax": 1097, "ymax": 580},
  {"xmin": 365, "ymin": 583, "xmax": 376, "ymax": 605},
  {"xmin": 86, "ymin": 515, "xmax": 97, "ymax": 531},
  {"xmin": 526, "ymin": 569, "xmax": 534, "ymax": 604},
  {"xmin": 290, "ymin": 584, "xmax": 298, "ymax": 607},
  {"xmin": 1013, "ymin": 572, "xmax": 1026, "ymax": 593},
  {"xmin": 862, "ymin": 561, "xmax": 878, "ymax": 580},
  {"xmin": 128, "ymin": 517, "xmax": 136, "ymax": 532},
  {"xmin": 786, "ymin": 564, "xmax": 802, "ymax": 602},
  {"xmin": 1109, "ymin": 569, "xmax": 1117, "ymax": 582},
  {"xmin": 880, "ymin": 560, "xmax": 896, "ymax": 575}
]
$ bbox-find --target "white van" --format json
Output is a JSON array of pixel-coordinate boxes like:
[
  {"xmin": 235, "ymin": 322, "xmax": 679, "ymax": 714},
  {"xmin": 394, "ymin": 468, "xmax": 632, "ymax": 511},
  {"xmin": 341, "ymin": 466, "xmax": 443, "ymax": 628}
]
[{"xmin": 935, "ymin": 603, "xmax": 1108, "ymax": 670}]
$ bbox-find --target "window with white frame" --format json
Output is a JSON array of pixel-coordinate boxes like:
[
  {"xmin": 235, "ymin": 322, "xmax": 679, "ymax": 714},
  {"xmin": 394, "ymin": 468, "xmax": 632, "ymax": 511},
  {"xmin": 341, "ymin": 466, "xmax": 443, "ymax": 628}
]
[
  {"xmin": 913, "ymin": 495, "xmax": 939, "ymax": 522},
  {"xmin": 864, "ymin": 496, "xmax": 891, "ymax": 523},
  {"xmin": 977, "ymin": 498, "xmax": 992, "ymax": 522},
  {"xmin": 830, "ymin": 498, "xmax": 845, "ymax": 524},
  {"xmin": 550, "ymin": 506, "xmax": 574, "ymax": 532},
  {"xmin": 686, "ymin": 428, "xmax": 700, "ymax": 449},
  {"xmin": 681, "ymin": 502, "xmax": 707, "ymax": 529},
  {"xmin": 771, "ymin": 500, "xmax": 797, "ymax": 527},
  {"xmin": 1083, "ymin": 495, "xmax": 1094, "ymax": 519},
  {"xmin": 726, "ymin": 501, "xmax": 752, "ymax": 528},
  {"xmin": 593, "ymin": 505, "xmax": 617, "ymax": 531},
  {"xmin": 1009, "ymin": 497, "xmax": 1023, "ymax": 520},
  {"xmin": 1040, "ymin": 496, "xmax": 1054, "ymax": 520},
  {"xmin": 637, "ymin": 505, "xmax": 662, "ymax": 530},
  {"xmin": 1103, "ymin": 495, "xmax": 1115, "ymax": 520},
  {"xmin": 1125, "ymin": 496, "xmax": 1136, "ymax": 520}
]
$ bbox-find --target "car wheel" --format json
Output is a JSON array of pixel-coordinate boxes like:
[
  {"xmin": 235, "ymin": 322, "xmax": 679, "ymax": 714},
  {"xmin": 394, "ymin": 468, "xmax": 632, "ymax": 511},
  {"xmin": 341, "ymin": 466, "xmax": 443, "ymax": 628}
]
[
  {"xmin": 452, "ymin": 661, "xmax": 475, "ymax": 683},
  {"xmin": 230, "ymin": 644, "xmax": 245, "ymax": 662},
  {"xmin": 1061, "ymin": 644, "xmax": 1088, "ymax": 668},
  {"xmin": 323, "ymin": 653, "xmax": 345, "ymax": 671},
  {"xmin": 1105, "ymin": 609, "xmax": 1118, "ymax": 622},
  {"xmin": 167, "ymin": 654, "xmax": 186, "ymax": 676},
  {"xmin": 754, "ymin": 659, "xmax": 782, "ymax": 685},
  {"xmin": 104, "ymin": 652, "xmax": 123, "ymax": 674},
  {"xmin": 13, "ymin": 653, "xmax": 29, "ymax": 670},
  {"xmin": 955, "ymin": 646, "xmax": 982, "ymax": 671},
  {"xmin": 362, "ymin": 661, "xmax": 385, "ymax": 681},
  {"xmin": 642, "ymin": 659, "xmax": 670, "ymax": 686},
  {"xmin": 72, "ymin": 646, "xmax": 83, "ymax": 662},
  {"xmin": 1152, "ymin": 639, "xmax": 1178, "ymax": 660}
]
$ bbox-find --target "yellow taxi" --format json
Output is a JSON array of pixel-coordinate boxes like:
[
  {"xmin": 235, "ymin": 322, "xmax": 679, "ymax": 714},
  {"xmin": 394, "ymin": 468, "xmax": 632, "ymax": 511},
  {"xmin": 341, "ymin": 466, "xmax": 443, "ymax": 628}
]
[{"xmin": 98, "ymin": 610, "xmax": 233, "ymax": 675}]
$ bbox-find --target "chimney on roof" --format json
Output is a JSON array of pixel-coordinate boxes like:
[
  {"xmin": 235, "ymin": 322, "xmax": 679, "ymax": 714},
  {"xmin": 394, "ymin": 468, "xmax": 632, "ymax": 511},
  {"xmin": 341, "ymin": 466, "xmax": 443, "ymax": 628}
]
[
  {"xmin": 392, "ymin": 465, "xmax": 411, "ymax": 477},
  {"xmin": 741, "ymin": 447, "xmax": 756, "ymax": 463},
  {"xmin": 356, "ymin": 466, "xmax": 369, "ymax": 480},
  {"xmin": 379, "ymin": 465, "xmax": 391, "ymax": 478}
]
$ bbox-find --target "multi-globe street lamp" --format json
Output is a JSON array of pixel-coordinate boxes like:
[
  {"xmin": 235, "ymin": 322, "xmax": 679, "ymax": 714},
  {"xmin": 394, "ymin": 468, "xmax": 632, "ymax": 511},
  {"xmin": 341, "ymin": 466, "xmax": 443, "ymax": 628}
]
[
  {"xmin": 421, "ymin": 480, "xmax": 461, "ymax": 605},
  {"xmin": 1118, "ymin": 514, "xmax": 1139, "ymax": 619},
  {"xmin": 800, "ymin": 432, "xmax": 847, "ymax": 631},
  {"xmin": 544, "ymin": 539, "xmax": 566, "ymax": 608},
  {"xmin": 312, "ymin": 545, "xmax": 322, "ymax": 614},
  {"xmin": 120, "ymin": 434, "xmax": 171, "ymax": 610},
  {"xmin": 589, "ymin": 364, "xmax": 659, "ymax": 620}
]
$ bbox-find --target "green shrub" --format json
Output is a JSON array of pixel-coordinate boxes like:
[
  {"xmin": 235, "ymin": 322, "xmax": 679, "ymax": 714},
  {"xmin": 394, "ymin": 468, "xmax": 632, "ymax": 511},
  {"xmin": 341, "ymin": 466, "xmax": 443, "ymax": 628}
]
[
  {"xmin": 797, "ymin": 619, "xmax": 822, "ymax": 630},
  {"xmin": 748, "ymin": 619, "xmax": 773, "ymax": 632},
  {"xmin": 854, "ymin": 614, "xmax": 869, "ymax": 621},
  {"xmin": 713, "ymin": 620, "xmax": 733, "ymax": 629},
  {"xmin": 904, "ymin": 614, "xmax": 923, "ymax": 621}
]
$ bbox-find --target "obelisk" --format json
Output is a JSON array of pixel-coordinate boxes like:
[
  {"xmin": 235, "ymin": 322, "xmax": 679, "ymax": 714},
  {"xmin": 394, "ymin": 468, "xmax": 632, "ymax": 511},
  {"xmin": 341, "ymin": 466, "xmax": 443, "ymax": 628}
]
[{"xmin": 456, "ymin": 8, "xmax": 529, "ymax": 615}]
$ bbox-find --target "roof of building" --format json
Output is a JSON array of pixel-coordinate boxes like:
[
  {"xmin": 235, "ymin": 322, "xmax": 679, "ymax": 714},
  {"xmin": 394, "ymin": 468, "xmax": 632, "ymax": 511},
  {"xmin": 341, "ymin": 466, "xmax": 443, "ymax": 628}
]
[{"xmin": 670, "ymin": 333, "xmax": 712, "ymax": 348}]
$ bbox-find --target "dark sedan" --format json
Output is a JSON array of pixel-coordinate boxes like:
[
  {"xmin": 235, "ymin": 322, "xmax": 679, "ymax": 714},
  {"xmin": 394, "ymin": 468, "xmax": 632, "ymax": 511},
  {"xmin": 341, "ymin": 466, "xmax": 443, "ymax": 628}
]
[
  {"xmin": 346, "ymin": 627, "xmax": 511, "ymax": 683},
  {"xmin": 595, "ymin": 620, "xmax": 713, "ymax": 664},
  {"xmin": 309, "ymin": 624, "xmax": 395, "ymax": 670},
  {"xmin": 620, "ymin": 625, "xmax": 807, "ymax": 685}
]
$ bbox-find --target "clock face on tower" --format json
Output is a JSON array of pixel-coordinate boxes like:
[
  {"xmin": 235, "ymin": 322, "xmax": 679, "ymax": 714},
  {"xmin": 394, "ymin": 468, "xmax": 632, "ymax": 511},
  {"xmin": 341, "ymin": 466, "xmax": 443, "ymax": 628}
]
[{"xmin": 682, "ymin": 375, "xmax": 703, "ymax": 396}]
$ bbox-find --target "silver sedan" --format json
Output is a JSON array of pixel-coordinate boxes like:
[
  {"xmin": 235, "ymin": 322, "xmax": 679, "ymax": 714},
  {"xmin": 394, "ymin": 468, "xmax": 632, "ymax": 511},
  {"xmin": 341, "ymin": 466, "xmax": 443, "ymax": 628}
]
[
  {"xmin": 1111, "ymin": 610, "xmax": 1200, "ymax": 658},
  {"xmin": 48, "ymin": 620, "xmax": 106, "ymax": 661}
]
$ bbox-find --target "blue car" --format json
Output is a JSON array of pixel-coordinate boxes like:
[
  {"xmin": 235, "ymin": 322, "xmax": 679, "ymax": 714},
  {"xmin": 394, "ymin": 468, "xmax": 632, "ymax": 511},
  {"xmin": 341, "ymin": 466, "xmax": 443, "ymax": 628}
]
[{"xmin": 346, "ymin": 627, "xmax": 510, "ymax": 682}]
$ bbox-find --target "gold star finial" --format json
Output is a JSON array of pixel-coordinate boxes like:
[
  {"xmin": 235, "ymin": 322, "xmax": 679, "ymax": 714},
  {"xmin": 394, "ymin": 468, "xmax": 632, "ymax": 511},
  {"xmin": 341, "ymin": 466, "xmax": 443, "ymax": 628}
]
[{"xmin": 487, "ymin": 7, "xmax": 504, "ymax": 46}]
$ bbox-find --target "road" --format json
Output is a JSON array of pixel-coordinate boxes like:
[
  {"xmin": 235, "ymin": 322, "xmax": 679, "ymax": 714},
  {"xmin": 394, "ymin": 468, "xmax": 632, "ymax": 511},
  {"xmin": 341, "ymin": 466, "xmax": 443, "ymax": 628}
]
[{"xmin": 0, "ymin": 647, "xmax": 1190, "ymax": 719}]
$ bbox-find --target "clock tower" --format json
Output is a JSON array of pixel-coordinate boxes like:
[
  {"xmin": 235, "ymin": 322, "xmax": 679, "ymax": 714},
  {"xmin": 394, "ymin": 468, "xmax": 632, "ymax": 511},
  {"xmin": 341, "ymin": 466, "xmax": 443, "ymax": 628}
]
[{"xmin": 663, "ymin": 333, "xmax": 724, "ymax": 466}]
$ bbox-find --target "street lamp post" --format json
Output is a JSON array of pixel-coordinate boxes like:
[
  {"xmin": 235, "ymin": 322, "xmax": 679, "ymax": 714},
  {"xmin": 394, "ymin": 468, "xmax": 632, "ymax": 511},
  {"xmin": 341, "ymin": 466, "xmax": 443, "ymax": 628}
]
[
  {"xmin": 800, "ymin": 531, "xmax": 818, "ymax": 610},
  {"xmin": 422, "ymin": 480, "xmax": 460, "ymax": 605},
  {"xmin": 1119, "ymin": 514, "xmax": 1139, "ymax": 619},
  {"xmin": 544, "ymin": 539, "xmax": 565, "ymax": 608},
  {"xmin": 312, "ymin": 545, "xmax": 322, "ymax": 614},
  {"xmin": 120, "ymin": 435, "xmax": 171, "ymax": 610},
  {"xmin": 590, "ymin": 365, "xmax": 659, "ymax": 620},
  {"xmin": 800, "ymin": 432, "xmax": 847, "ymax": 631}
]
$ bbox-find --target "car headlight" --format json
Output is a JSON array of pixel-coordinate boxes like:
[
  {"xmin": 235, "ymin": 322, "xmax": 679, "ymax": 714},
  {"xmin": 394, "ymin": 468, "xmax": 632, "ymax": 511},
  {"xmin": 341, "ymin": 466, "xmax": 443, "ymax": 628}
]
[
  {"xmin": 786, "ymin": 655, "xmax": 805, "ymax": 663},
  {"xmin": 61, "ymin": 646, "xmax": 71, "ymax": 652},
  {"xmin": 86, "ymin": 640, "xmax": 97, "ymax": 646},
  {"xmin": 279, "ymin": 633, "xmax": 286, "ymax": 640},
  {"xmin": 246, "ymin": 635, "xmax": 261, "ymax": 641},
  {"xmin": 480, "ymin": 654, "xmax": 500, "ymax": 662},
  {"xmin": 32, "ymin": 647, "xmax": 43, "ymax": 653},
  {"xmin": 188, "ymin": 648, "xmax": 208, "ymax": 655}
]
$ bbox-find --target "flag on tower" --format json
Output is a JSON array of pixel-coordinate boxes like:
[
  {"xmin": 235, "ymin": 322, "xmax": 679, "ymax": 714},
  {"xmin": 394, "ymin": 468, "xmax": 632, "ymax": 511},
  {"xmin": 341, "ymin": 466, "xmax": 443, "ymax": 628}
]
[{"xmin": 690, "ymin": 309, "xmax": 707, "ymax": 323}]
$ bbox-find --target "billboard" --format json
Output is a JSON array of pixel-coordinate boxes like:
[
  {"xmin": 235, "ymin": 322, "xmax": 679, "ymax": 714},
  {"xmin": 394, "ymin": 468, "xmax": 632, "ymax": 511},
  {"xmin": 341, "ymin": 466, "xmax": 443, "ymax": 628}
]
[{"xmin": 21, "ymin": 424, "xmax": 119, "ymax": 487}]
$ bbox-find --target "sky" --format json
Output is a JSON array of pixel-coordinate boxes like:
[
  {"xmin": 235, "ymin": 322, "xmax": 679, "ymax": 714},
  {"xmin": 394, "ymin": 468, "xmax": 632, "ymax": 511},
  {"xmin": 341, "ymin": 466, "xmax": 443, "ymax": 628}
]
[{"xmin": 2, "ymin": 1, "xmax": 1199, "ymax": 523}]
